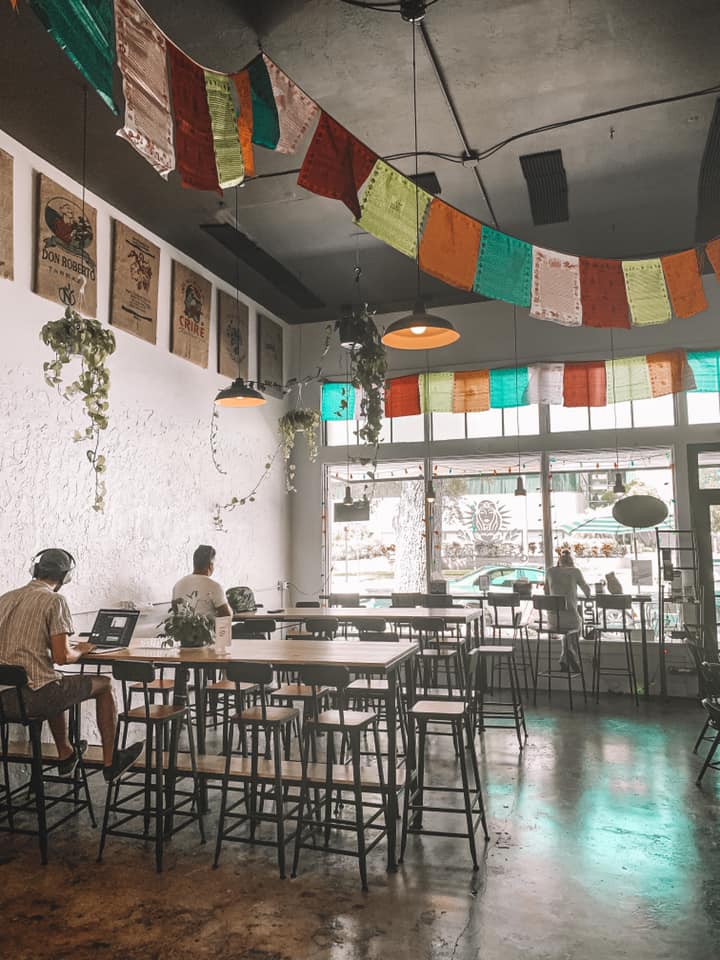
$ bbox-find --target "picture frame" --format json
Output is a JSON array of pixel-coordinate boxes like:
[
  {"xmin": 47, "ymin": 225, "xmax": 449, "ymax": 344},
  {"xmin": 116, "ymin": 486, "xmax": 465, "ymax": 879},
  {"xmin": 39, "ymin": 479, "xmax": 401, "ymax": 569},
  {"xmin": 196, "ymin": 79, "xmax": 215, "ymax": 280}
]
[
  {"xmin": 257, "ymin": 313, "xmax": 284, "ymax": 395},
  {"xmin": 171, "ymin": 261, "xmax": 212, "ymax": 368},
  {"xmin": 217, "ymin": 289, "xmax": 249, "ymax": 380},
  {"xmin": 109, "ymin": 220, "xmax": 160, "ymax": 344},
  {"xmin": 0, "ymin": 148, "xmax": 13, "ymax": 281}
]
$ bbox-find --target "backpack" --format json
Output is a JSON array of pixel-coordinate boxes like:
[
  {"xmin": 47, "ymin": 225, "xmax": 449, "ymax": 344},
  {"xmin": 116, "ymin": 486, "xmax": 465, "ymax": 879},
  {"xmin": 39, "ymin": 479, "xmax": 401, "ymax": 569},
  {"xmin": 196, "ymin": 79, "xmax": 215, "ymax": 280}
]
[{"xmin": 226, "ymin": 585, "xmax": 257, "ymax": 613}]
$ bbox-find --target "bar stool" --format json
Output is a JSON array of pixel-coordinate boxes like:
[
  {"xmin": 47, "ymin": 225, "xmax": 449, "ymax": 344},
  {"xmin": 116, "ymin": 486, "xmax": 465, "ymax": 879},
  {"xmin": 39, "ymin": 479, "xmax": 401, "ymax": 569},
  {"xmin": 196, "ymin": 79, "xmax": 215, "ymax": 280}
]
[
  {"xmin": 696, "ymin": 698, "xmax": 720, "ymax": 785},
  {"xmin": 203, "ymin": 677, "xmax": 259, "ymax": 753},
  {"xmin": 474, "ymin": 645, "xmax": 527, "ymax": 749},
  {"xmin": 97, "ymin": 662, "xmax": 204, "ymax": 873},
  {"xmin": 591, "ymin": 595, "xmax": 639, "ymax": 705},
  {"xmin": 486, "ymin": 593, "xmax": 535, "ymax": 694},
  {"xmin": 530, "ymin": 596, "xmax": 587, "ymax": 710},
  {"xmin": 400, "ymin": 648, "xmax": 489, "ymax": 869},
  {"xmin": 214, "ymin": 663, "xmax": 299, "ymax": 878},
  {"xmin": 346, "ymin": 631, "xmax": 408, "ymax": 756},
  {"xmin": 685, "ymin": 643, "xmax": 720, "ymax": 754},
  {"xmin": 415, "ymin": 617, "xmax": 465, "ymax": 696},
  {"xmin": 292, "ymin": 665, "xmax": 386, "ymax": 892},
  {"xmin": 0, "ymin": 666, "xmax": 95, "ymax": 864}
]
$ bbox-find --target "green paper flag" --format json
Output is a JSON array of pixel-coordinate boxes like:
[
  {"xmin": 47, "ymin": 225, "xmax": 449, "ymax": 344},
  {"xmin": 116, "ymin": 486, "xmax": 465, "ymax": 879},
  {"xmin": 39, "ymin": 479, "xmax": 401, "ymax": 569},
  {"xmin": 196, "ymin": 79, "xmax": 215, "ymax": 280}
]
[
  {"xmin": 688, "ymin": 351, "xmax": 720, "ymax": 392},
  {"xmin": 30, "ymin": 0, "xmax": 117, "ymax": 114},
  {"xmin": 356, "ymin": 159, "xmax": 431, "ymax": 259},
  {"xmin": 419, "ymin": 373, "xmax": 454, "ymax": 413},
  {"xmin": 473, "ymin": 227, "xmax": 532, "ymax": 307},
  {"xmin": 204, "ymin": 70, "xmax": 244, "ymax": 188},
  {"xmin": 248, "ymin": 55, "xmax": 280, "ymax": 149},
  {"xmin": 490, "ymin": 366, "xmax": 529, "ymax": 408},
  {"xmin": 321, "ymin": 382, "xmax": 355, "ymax": 420}
]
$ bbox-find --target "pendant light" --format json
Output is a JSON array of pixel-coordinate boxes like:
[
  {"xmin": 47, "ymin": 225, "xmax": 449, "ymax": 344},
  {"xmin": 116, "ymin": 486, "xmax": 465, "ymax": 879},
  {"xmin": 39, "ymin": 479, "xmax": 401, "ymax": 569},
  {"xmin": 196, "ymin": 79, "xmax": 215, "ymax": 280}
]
[
  {"xmin": 381, "ymin": 20, "xmax": 459, "ymax": 351},
  {"xmin": 512, "ymin": 308, "xmax": 526, "ymax": 496},
  {"xmin": 608, "ymin": 329, "xmax": 625, "ymax": 494},
  {"xmin": 214, "ymin": 186, "xmax": 266, "ymax": 408},
  {"xmin": 425, "ymin": 479, "xmax": 436, "ymax": 503}
]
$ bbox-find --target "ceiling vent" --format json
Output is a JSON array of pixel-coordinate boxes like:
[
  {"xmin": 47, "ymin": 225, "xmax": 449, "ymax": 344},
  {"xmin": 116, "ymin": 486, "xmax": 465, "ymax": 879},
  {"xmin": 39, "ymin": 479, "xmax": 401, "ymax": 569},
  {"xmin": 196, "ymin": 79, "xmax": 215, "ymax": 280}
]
[
  {"xmin": 695, "ymin": 99, "xmax": 720, "ymax": 243},
  {"xmin": 519, "ymin": 149, "xmax": 568, "ymax": 225},
  {"xmin": 200, "ymin": 222, "xmax": 325, "ymax": 310}
]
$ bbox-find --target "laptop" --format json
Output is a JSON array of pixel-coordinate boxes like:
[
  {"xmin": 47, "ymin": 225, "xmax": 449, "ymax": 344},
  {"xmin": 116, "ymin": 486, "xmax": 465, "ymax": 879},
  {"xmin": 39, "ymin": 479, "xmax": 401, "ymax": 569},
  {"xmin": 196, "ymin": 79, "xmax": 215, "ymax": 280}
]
[{"xmin": 77, "ymin": 608, "xmax": 140, "ymax": 654}]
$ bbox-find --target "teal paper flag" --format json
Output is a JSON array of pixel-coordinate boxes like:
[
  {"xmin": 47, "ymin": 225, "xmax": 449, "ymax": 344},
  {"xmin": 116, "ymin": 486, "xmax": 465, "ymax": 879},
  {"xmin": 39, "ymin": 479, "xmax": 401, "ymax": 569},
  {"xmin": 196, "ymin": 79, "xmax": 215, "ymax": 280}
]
[
  {"xmin": 473, "ymin": 227, "xmax": 532, "ymax": 307},
  {"xmin": 688, "ymin": 351, "xmax": 720, "ymax": 392},
  {"xmin": 321, "ymin": 382, "xmax": 355, "ymax": 420},
  {"xmin": 30, "ymin": 0, "xmax": 118, "ymax": 114},
  {"xmin": 490, "ymin": 366, "xmax": 529, "ymax": 408},
  {"xmin": 248, "ymin": 55, "xmax": 280, "ymax": 149}
]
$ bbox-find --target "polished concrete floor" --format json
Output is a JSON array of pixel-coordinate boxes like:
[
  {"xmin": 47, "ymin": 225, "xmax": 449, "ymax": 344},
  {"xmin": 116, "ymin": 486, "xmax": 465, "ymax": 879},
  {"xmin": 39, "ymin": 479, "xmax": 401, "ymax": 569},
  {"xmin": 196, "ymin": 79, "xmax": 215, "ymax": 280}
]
[{"xmin": 2, "ymin": 695, "xmax": 719, "ymax": 960}]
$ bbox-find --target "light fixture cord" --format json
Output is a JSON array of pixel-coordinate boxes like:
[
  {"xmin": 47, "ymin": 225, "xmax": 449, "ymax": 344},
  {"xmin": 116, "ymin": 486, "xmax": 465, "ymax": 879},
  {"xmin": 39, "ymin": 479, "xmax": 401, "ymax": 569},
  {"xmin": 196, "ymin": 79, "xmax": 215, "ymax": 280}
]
[
  {"xmin": 610, "ymin": 328, "xmax": 620, "ymax": 470},
  {"xmin": 412, "ymin": 20, "xmax": 421, "ymax": 301},
  {"xmin": 234, "ymin": 185, "xmax": 242, "ymax": 382},
  {"xmin": 513, "ymin": 307, "xmax": 521, "ymax": 472},
  {"xmin": 80, "ymin": 86, "xmax": 88, "ymax": 277}
]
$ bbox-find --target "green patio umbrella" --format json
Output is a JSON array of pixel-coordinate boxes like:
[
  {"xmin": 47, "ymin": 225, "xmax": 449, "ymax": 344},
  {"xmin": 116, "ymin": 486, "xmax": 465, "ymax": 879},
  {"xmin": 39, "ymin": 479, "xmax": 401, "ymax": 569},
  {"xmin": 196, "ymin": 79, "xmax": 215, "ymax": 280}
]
[{"xmin": 560, "ymin": 509, "xmax": 673, "ymax": 535}]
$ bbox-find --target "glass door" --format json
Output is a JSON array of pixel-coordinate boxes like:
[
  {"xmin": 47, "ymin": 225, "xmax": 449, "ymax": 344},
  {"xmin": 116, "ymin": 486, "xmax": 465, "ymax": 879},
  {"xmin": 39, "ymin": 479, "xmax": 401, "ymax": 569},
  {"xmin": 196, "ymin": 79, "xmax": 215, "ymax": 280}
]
[{"xmin": 688, "ymin": 444, "xmax": 720, "ymax": 656}]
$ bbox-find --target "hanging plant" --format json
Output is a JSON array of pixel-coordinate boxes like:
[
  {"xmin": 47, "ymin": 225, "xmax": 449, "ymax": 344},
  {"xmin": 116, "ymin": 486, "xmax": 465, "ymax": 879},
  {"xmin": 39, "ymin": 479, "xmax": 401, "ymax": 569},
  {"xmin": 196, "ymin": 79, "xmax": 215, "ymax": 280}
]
[
  {"xmin": 213, "ymin": 443, "xmax": 282, "ymax": 531},
  {"xmin": 337, "ymin": 304, "xmax": 387, "ymax": 450},
  {"xmin": 40, "ymin": 307, "xmax": 116, "ymax": 512},
  {"xmin": 278, "ymin": 408, "xmax": 320, "ymax": 492}
]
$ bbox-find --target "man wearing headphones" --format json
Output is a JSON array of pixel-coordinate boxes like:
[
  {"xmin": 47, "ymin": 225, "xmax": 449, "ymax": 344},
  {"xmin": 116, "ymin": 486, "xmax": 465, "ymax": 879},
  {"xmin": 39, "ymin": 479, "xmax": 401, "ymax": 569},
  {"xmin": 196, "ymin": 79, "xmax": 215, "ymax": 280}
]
[{"xmin": 0, "ymin": 548, "xmax": 142, "ymax": 780}]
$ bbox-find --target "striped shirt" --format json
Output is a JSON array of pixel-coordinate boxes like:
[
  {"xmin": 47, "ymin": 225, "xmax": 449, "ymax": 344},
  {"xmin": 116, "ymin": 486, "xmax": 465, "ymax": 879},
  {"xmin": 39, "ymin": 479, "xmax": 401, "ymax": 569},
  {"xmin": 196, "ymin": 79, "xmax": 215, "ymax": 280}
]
[{"xmin": 0, "ymin": 581, "xmax": 75, "ymax": 689}]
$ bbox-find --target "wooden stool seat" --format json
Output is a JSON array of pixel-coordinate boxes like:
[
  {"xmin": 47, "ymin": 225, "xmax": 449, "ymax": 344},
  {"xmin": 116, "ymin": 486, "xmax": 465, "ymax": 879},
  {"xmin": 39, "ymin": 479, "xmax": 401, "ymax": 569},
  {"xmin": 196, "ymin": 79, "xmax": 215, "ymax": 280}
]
[
  {"xmin": 314, "ymin": 709, "xmax": 376, "ymax": 729},
  {"xmin": 129, "ymin": 678, "xmax": 175, "ymax": 692},
  {"xmin": 125, "ymin": 703, "xmax": 186, "ymax": 722},
  {"xmin": 410, "ymin": 700, "xmax": 466, "ymax": 718},
  {"xmin": 207, "ymin": 679, "xmax": 258, "ymax": 694},
  {"xmin": 233, "ymin": 705, "xmax": 298, "ymax": 726},
  {"xmin": 347, "ymin": 678, "xmax": 389, "ymax": 693}
]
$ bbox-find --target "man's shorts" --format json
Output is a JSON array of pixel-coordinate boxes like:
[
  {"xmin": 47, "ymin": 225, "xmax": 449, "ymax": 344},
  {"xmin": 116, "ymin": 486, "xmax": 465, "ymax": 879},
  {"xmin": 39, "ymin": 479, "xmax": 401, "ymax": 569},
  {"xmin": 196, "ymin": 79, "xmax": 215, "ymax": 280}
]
[{"xmin": 0, "ymin": 674, "xmax": 94, "ymax": 722}]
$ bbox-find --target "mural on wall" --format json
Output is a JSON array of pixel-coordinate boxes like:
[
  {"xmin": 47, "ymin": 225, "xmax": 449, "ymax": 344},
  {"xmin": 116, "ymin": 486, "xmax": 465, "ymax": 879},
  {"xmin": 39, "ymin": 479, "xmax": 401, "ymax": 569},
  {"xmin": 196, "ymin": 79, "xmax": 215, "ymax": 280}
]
[
  {"xmin": 110, "ymin": 220, "xmax": 160, "ymax": 343},
  {"xmin": 0, "ymin": 148, "xmax": 13, "ymax": 281},
  {"xmin": 257, "ymin": 313, "xmax": 284, "ymax": 392},
  {"xmin": 34, "ymin": 173, "xmax": 97, "ymax": 316},
  {"xmin": 217, "ymin": 289, "xmax": 249, "ymax": 380},
  {"xmin": 171, "ymin": 261, "xmax": 211, "ymax": 368}
]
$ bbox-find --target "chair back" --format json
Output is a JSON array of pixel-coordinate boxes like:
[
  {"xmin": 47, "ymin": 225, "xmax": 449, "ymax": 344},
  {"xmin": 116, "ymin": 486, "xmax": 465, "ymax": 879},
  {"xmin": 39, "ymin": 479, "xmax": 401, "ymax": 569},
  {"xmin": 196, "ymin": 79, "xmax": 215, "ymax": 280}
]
[
  {"xmin": 295, "ymin": 601, "xmax": 321, "ymax": 608},
  {"xmin": 0, "ymin": 664, "xmax": 30, "ymax": 725},
  {"xmin": 702, "ymin": 697, "xmax": 720, "ymax": 729},
  {"xmin": 232, "ymin": 618, "xmax": 276, "ymax": 639},
  {"xmin": 353, "ymin": 618, "xmax": 387, "ymax": 636},
  {"xmin": 532, "ymin": 595, "xmax": 567, "ymax": 632},
  {"xmin": 225, "ymin": 662, "xmax": 273, "ymax": 720},
  {"xmin": 305, "ymin": 617, "xmax": 339, "ymax": 639},
  {"xmin": 413, "ymin": 617, "xmax": 445, "ymax": 650},
  {"xmin": 512, "ymin": 581, "xmax": 533, "ymax": 598},
  {"xmin": 113, "ymin": 661, "xmax": 156, "ymax": 715},
  {"xmin": 698, "ymin": 661, "xmax": 720, "ymax": 699},
  {"xmin": 329, "ymin": 593, "xmax": 360, "ymax": 608},
  {"xmin": 463, "ymin": 648, "xmax": 482, "ymax": 707},
  {"xmin": 422, "ymin": 594, "xmax": 454, "ymax": 608},
  {"xmin": 487, "ymin": 592, "xmax": 520, "ymax": 609},
  {"xmin": 594, "ymin": 593, "xmax": 632, "ymax": 630},
  {"xmin": 299, "ymin": 664, "xmax": 351, "ymax": 723},
  {"xmin": 391, "ymin": 592, "xmax": 422, "ymax": 608},
  {"xmin": 356, "ymin": 630, "xmax": 399, "ymax": 643}
]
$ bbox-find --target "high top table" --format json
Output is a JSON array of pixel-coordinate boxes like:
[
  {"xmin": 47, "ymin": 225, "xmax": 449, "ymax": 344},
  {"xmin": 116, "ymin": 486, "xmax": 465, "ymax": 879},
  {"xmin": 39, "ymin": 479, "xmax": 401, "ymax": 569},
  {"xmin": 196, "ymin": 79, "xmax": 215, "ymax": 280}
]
[{"xmin": 85, "ymin": 637, "xmax": 417, "ymax": 871}]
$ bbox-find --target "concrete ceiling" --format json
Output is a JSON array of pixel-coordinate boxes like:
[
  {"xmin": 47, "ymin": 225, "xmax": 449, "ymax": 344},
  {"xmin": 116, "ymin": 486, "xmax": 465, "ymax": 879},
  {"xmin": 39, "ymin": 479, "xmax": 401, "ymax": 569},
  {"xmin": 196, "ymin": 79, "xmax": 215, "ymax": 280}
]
[{"xmin": 2, "ymin": 0, "xmax": 720, "ymax": 324}]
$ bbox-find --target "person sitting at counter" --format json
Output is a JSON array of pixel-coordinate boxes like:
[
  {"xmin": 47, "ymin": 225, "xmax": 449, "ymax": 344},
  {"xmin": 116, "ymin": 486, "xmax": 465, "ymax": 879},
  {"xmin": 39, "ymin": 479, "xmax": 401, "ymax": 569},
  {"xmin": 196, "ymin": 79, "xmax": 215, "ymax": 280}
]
[
  {"xmin": 172, "ymin": 544, "xmax": 233, "ymax": 618},
  {"xmin": 0, "ymin": 548, "xmax": 143, "ymax": 780},
  {"xmin": 545, "ymin": 549, "xmax": 591, "ymax": 672}
]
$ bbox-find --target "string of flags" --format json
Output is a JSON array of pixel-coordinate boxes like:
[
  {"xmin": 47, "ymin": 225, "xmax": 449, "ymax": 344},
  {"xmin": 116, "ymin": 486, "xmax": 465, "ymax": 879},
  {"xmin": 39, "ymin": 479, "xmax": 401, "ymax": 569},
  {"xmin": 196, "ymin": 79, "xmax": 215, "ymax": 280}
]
[
  {"xmin": 320, "ymin": 349, "xmax": 720, "ymax": 419},
  {"xmin": 15, "ymin": 0, "xmax": 720, "ymax": 329}
]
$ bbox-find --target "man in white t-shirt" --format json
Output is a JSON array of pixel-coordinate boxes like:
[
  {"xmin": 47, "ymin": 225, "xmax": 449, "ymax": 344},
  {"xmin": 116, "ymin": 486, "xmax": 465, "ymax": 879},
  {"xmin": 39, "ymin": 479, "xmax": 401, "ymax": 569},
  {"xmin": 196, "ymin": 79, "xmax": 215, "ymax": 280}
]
[{"xmin": 172, "ymin": 545, "xmax": 232, "ymax": 619}]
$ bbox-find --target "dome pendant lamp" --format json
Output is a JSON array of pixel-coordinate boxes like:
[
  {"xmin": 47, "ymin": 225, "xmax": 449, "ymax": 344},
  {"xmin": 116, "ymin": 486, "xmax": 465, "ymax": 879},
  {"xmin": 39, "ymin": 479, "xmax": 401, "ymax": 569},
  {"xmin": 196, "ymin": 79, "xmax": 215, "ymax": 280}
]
[{"xmin": 381, "ymin": 19, "xmax": 459, "ymax": 352}]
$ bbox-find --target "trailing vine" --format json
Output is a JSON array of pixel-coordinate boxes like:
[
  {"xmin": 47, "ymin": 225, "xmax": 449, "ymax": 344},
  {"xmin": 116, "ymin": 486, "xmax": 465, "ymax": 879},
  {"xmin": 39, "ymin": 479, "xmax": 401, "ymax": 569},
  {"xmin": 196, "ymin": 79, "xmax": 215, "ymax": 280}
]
[
  {"xmin": 340, "ymin": 304, "xmax": 387, "ymax": 449},
  {"xmin": 278, "ymin": 408, "xmax": 320, "ymax": 492},
  {"xmin": 209, "ymin": 406, "xmax": 227, "ymax": 475},
  {"xmin": 41, "ymin": 307, "xmax": 116, "ymax": 512},
  {"xmin": 213, "ymin": 443, "xmax": 282, "ymax": 531}
]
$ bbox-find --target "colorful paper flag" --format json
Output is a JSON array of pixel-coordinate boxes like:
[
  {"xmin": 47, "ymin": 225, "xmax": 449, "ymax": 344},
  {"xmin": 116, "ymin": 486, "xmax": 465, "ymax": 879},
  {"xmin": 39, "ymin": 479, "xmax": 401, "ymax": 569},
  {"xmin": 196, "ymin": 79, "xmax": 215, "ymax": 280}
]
[
  {"xmin": 563, "ymin": 362, "xmax": 607, "ymax": 407},
  {"xmin": 248, "ymin": 54, "xmax": 279, "ymax": 149},
  {"xmin": 531, "ymin": 248, "xmax": 582, "ymax": 326},
  {"xmin": 660, "ymin": 249, "xmax": 708, "ymax": 318},
  {"xmin": 453, "ymin": 370, "xmax": 490, "ymax": 413},
  {"xmin": 230, "ymin": 69, "xmax": 255, "ymax": 178},
  {"xmin": 356, "ymin": 160, "xmax": 431, "ymax": 259},
  {"xmin": 418, "ymin": 200, "xmax": 482, "ymax": 291},
  {"xmin": 687, "ymin": 351, "xmax": 720, "ymax": 392},
  {"xmin": 168, "ymin": 45, "xmax": 220, "ymax": 193},
  {"xmin": 204, "ymin": 70, "xmax": 244, "ymax": 189},
  {"xmin": 30, "ymin": 0, "xmax": 118, "ymax": 113},
  {"xmin": 419, "ymin": 372, "xmax": 454, "ymax": 413},
  {"xmin": 297, "ymin": 112, "xmax": 377, "ymax": 219},
  {"xmin": 606, "ymin": 356, "xmax": 652, "ymax": 403},
  {"xmin": 263, "ymin": 55, "xmax": 319, "ymax": 154},
  {"xmin": 646, "ymin": 350, "xmax": 695, "ymax": 397},
  {"xmin": 114, "ymin": 0, "xmax": 175, "ymax": 177},
  {"xmin": 578, "ymin": 257, "xmax": 630, "ymax": 329},
  {"xmin": 473, "ymin": 228, "xmax": 532, "ymax": 307},
  {"xmin": 490, "ymin": 366, "xmax": 529, "ymax": 408},
  {"xmin": 526, "ymin": 363, "xmax": 565, "ymax": 405},
  {"xmin": 384, "ymin": 375, "xmax": 420, "ymax": 417},
  {"xmin": 321, "ymin": 382, "xmax": 356, "ymax": 420},
  {"xmin": 622, "ymin": 259, "xmax": 672, "ymax": 326}
]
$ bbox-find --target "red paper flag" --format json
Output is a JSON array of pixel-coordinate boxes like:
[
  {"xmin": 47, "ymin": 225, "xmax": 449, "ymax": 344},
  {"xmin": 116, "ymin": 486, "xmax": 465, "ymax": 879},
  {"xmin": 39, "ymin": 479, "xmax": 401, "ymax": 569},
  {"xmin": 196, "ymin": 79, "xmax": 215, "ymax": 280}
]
[
  {"xmin": 231, "ymin": 69, "xmax": 255, "ymax": 178},
  {"xmin": 384, "ymin": 375, "xmax": 420, "ymax": 417},
  {"xmin": 563, "ymin": 362, "xmax": 607, "ymax": 407},
  {"xmin": 419, "ymin": 200, "xmax": 482, "ymax": 291},
  {"xmin": 579, "ymin": 257, "xmax": 630, "ymax": 328},
  {"xmin": 167, "ymin": 44, "xmax": 220, "ymax": 193},
  {"xmin": 297, "ymin": 112, "xmax": 376, "ymax": 219},
  {"xmin": 661, "ymin": 249, "xmax": 707, "ymax": 318}
]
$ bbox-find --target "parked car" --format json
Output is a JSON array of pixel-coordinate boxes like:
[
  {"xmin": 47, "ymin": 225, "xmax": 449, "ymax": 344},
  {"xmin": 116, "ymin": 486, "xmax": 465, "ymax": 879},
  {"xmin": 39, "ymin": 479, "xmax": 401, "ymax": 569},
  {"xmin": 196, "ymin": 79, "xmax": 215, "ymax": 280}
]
[{"xmin": 449, "ymin": 564, "xmax": 545, "ymax": 595}]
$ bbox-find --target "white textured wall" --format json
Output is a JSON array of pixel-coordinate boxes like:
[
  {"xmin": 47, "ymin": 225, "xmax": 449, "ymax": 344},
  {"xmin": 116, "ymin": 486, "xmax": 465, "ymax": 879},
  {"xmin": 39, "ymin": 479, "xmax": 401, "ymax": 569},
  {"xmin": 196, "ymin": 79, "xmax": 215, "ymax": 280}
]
[{"xmin": 0, "ymin": 128, "xmax": 290, "ymax": 618}]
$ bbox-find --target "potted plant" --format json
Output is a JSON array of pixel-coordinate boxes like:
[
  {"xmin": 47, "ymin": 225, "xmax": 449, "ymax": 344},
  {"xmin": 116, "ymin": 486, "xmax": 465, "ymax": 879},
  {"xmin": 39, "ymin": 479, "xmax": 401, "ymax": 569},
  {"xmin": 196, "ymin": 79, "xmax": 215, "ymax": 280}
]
[
  {"xmin": 278, "ymin": 408, "xmax": 320, "ymax": 492},
  {"xmin": 159, "ymin": 595, "xmax": 215, "ymax": 648}
]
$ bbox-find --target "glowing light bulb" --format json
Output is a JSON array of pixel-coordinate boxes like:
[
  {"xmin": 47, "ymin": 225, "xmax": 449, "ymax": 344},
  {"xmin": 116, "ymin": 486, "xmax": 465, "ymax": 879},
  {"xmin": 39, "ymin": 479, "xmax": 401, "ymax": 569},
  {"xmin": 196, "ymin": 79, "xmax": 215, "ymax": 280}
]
[{"xmin": 410, "ymin": 325, "xmax": 427, "ymax": 335}]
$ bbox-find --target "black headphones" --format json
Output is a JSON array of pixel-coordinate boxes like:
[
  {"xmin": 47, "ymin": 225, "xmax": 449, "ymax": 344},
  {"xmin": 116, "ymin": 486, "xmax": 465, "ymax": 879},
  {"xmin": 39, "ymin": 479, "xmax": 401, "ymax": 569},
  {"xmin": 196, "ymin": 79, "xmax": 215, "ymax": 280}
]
[{"xmin": 29, "ymin": 549, "xmax": 76, "ymax": 585}]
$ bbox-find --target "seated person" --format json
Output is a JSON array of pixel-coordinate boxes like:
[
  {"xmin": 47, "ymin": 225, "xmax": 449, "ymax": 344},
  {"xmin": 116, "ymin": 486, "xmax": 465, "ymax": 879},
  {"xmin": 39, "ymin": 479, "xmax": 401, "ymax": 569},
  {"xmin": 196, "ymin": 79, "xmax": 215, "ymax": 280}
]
[
  {"xmin": 172, "ymin": 544, "xmax": 232, "ymax": 619},
  {"xmin": 0, "ymin": 548, "xmax": 143, "ymax": 780},
  {"xmin": 545, "ymin": 549, "xmax": 591, "ymax": 672}
]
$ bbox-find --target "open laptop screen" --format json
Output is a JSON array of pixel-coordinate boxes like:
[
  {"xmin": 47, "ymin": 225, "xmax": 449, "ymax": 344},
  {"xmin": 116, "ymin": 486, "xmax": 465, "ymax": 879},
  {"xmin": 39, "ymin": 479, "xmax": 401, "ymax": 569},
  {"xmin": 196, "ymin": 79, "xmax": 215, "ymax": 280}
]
[{"xmin": 90, "ymin": 609, "xmax": 139, "ymax": 647}]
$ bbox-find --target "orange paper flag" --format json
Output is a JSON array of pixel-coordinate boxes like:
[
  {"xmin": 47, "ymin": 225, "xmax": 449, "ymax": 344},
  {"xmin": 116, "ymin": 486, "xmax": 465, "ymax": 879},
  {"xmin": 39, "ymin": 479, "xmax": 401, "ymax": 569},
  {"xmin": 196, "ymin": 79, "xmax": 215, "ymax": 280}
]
[
  {"xmin": 646, "ymin": 350, "xmax": 694, "ymax": 396},
  {"xmin": 419, "ymin": 200, "xmax": 482, "ymax": 291},
  {"xmin": 452, "ymin": 370, "xmax": 490, "ymax": 412},
  {"xmin": 705, "ymin": 238, "xmax": 720, "ymax": 283},
  {"xmin": 231, "ymin": 69, "xmax": 255, "ymax": 178},
  {"xmin": 660, "ymin": 249, "xmax": 707, "ymax": 318}
]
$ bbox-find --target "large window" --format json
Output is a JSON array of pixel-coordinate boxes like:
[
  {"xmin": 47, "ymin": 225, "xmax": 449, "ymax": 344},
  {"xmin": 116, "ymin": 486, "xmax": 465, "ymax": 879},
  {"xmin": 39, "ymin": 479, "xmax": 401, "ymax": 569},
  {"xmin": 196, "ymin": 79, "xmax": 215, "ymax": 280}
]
[
  {"xmin": 687, "ymin": 392, "xmax": 720, "ymax": 425},
  {"xmin": 432, "ymin": 406, "xmax": 540, "ymax": 441},
  {"xmin": 550, "ymin": 395, "xmax": 675, "ymax": 433}
]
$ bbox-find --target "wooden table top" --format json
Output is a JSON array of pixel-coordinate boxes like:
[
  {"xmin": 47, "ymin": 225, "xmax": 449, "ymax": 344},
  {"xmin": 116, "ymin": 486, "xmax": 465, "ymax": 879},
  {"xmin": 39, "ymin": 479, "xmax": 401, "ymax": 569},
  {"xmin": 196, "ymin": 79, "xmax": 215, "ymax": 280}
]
[
  {"xmin": 237, "ymin": 606, "xmax": 483, "ymax": 623},
  {"xmin": 86, "ymin": 638, "xmax": 418, "ymax": 671}
]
